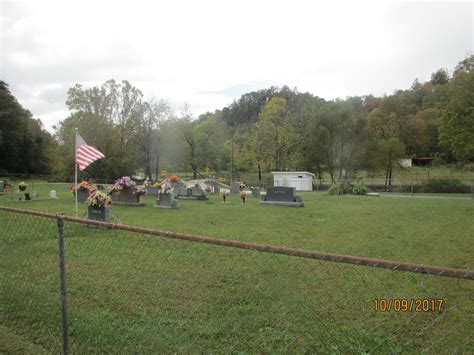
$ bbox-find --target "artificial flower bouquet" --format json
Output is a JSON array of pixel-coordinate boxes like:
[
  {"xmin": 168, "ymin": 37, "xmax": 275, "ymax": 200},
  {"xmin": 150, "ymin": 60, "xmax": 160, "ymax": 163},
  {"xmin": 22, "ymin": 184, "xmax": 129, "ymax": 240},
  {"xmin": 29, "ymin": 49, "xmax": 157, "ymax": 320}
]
[
  {"xmin": 108, "ymin": 176, "xmax": 148, "ymax": 196},
  {"xmin": 71, "ymin": 181, "xmax": 96, "ymax": 194},
  {"xmin": 169, "ymin": 175, "xmax": 180, "ymax": 182},
  {"xmin": 160, "ymin": 180, "xmax": 173, "ymax": 194},
  {"xmin": 86, "ymin": 190, "xmax": 111, "ymax": 208}
]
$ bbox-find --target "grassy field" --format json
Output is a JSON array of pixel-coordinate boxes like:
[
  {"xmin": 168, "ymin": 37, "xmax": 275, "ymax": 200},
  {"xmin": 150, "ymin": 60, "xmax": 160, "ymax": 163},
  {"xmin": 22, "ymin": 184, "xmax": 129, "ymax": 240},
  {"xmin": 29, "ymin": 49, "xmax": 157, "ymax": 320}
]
[{"xmin": 1, "ymin": 181, "xmax": 473, "ymax": 353}]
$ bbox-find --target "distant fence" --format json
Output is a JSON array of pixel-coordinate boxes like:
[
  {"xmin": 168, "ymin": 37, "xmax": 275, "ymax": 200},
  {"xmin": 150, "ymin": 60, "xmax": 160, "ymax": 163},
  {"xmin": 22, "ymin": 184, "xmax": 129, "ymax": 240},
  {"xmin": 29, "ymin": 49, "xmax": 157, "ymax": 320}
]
[
  {"xmin": 2, "ymin": 171, "xmax": 473, "ymax": 194},
  {"xmin": 1, "ymin": 205, "xmax": 473, "ymax": 353}
]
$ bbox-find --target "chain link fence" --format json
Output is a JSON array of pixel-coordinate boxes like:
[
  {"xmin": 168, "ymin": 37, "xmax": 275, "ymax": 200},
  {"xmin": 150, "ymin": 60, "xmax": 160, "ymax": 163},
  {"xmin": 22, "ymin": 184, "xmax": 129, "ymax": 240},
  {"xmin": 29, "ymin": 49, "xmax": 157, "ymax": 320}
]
[{"xmin": 1, "ymin": 206, "xmax": 473, "ymax": 353}]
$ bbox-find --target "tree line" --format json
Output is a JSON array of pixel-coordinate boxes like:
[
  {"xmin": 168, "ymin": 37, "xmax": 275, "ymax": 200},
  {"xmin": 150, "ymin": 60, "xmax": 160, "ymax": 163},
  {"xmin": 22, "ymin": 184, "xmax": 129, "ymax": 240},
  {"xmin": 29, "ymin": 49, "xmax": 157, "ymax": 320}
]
[{"xmin": 0, "ymin": 55, "xmax": 472, "ymax": 184}]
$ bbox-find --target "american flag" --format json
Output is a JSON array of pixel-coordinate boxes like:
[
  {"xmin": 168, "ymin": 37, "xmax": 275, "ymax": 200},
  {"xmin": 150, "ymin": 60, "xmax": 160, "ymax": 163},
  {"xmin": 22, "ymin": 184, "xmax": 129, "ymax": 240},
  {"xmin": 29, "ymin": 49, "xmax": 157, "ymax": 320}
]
[{"xmin": 76, "ymin": 133, "xmax": 105, "ymax": 171}]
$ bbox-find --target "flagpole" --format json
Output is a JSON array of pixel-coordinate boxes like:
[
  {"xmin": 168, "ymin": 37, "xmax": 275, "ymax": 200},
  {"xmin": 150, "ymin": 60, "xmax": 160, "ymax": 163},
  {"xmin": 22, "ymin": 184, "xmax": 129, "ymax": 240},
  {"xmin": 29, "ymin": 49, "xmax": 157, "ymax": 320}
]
[{"xmin": 75, "ymin": 128, "xmax": 78, "ymax": 218}]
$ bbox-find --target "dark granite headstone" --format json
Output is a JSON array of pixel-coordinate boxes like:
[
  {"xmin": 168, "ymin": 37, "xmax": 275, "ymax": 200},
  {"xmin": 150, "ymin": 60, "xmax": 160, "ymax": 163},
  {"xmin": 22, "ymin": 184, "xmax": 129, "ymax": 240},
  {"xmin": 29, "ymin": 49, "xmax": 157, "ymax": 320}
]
[
  {"xmin": 76, "ymin": 189, "xmax": 89, "ymax": 203},
  {"xmin": 230, "ymin": 182, "xmax": 241, "ymax": 195},
  {"xmin": 214, "ymin": 185, "xmax": 220, "ymax": 194},
  {"xmin": 111, "ymin": 187, "xmax": 145, "ymax": 206},
  {"xmin": 260, "ymin": 186, "xmax": 303, "ymax": 207},
  {"xmin": 87, "ymin": 205, "xmax": 111, "ymax": 222},
  {"xmin": 155, "ymin": 192, "xmax": 179, "ymax": 209},
  {"xmin": 0, "ymin": 180, "xmax": 4, "ymax": 195},
  {"xmin": 251, "ymin": 187, "xmax": 261, "ymax": 197},
  {"xmin": 146, "ymin": 186, "xmax": 159, "ymax": 195}
]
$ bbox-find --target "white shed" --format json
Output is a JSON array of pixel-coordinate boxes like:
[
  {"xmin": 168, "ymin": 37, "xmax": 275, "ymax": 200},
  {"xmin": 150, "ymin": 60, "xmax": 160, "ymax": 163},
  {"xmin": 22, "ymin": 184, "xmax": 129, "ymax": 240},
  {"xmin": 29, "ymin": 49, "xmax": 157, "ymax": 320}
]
[{"xmin": 271, "ymin": 171, "xmax": 315, "ymax": 191}]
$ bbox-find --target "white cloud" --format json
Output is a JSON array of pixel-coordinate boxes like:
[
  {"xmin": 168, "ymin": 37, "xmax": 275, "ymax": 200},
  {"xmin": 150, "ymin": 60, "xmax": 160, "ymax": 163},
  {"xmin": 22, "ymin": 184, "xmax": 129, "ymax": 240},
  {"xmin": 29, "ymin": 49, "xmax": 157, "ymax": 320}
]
[{"xmin": 1, "ymin": 0, "xmax": 472, "ymax": 131}]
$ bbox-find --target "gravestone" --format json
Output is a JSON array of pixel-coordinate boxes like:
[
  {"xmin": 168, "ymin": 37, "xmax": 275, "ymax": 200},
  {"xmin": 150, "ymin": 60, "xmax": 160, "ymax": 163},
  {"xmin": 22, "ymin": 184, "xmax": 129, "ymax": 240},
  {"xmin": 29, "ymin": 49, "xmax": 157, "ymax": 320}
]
[
  {"xmin": 0, "ymin": 180, "xmax": 4, "ymax": 195},
  {"xmin": 50, "ymin": 190, "xmax": 57, "ymax": 199},
  {"xmin": 110, "ymin": 187, "xmax": 145, "ymax": 206},
  {"xmin": 146, "ymin": 186, "xmax": 159, "ymax": 195},
  {"xmin": 206, "ymin": 179, "xmax": 221, "ymax": 194},
  {"xmin": 176, "ymin": 185, "xmax": 208, "ymax": 200},
  {"xmin": 230, "ymin": 182, "xmax": 241, "ymax": 195},
  {"xmin": 171, "ymin": 182, "xmax": 181, "ymax": 189},
  {"xmin": 76, "ymin": 189, "xmax": 89, "ymax": 203},
  {"xmin": 87, "ymin": 205, "xmax": 111, "ymax": 222},
  {"xmin": 251, "ymin": 187, "xmax": 261, "ymax": 197},
  {"xmin": 155, "ymin": 192, "xmax": 179, "ymax": 209},
  {"xmin": 176, "ymin": 187, "xmax": 191, "ymax": 198},
  {"xmin": 260, "ymin": 186, "xmax": 304, "ymax": 207}
]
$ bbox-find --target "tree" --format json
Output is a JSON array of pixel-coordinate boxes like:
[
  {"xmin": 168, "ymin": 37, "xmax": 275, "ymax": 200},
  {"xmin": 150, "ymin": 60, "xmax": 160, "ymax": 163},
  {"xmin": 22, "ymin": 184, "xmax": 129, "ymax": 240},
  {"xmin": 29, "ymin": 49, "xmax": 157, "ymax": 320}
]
[
  {"xmin": 180, "ymin": 118, "xmax": 200, "ymax": 179},
  {"xmin": 438, "ymin": 71, "xmax": 474, "ymax": 162},
  {"xmin": 59, "ymin": 79, "xmax": 146, "ymax": 178},
  {"xmin": 255, "ymin": 97, "xmax": 294, "ymax": 171},
  {"xmin": 137, "ymin": 98, "xmax": 171, "ymax": 179},
  {"xmin": 367, "ymin": 106, "xmax": 406, "ymax": 188},
  {"xmin": 0, "ymin": 81, "xmax": 57, "ymax": 174},
  {"xmin": 453, "ymin": 54, "xmax": 474, "ymax": 78},
  {"xmin": 430, "ymin": 68, "xmax": 450, "ymax": 85}
]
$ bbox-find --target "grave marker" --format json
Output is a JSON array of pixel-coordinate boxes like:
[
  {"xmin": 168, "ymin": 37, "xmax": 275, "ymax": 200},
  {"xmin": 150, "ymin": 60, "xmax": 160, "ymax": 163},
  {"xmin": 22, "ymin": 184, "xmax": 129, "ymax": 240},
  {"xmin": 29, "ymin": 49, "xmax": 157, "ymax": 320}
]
[
  {"xmin": 230, "ymin": 182, "xmax": 241, "ymax": 195},
  {"xmin": 260, "ymin": 186, "xmax": 304, "ymax": 207},
  {"xmin": 155, "ymin": 192, "xmax": 179, "ymax": 209}
]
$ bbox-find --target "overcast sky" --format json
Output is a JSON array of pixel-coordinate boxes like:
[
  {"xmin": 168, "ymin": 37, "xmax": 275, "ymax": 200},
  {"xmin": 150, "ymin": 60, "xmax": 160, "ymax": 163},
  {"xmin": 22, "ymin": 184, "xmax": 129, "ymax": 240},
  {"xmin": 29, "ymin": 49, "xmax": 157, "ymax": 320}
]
[{"xmin": 1, "ymin": 0, "xmax": 472, "ymax": 132}]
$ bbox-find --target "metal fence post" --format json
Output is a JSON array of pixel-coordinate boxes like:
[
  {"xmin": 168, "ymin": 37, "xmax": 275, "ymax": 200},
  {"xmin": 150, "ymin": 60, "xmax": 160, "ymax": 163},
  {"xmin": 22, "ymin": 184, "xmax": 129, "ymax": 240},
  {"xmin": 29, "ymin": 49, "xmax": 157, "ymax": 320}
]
[{"xmin": 56, "ymin": 215, "xmax": 69, "ymax": 355}]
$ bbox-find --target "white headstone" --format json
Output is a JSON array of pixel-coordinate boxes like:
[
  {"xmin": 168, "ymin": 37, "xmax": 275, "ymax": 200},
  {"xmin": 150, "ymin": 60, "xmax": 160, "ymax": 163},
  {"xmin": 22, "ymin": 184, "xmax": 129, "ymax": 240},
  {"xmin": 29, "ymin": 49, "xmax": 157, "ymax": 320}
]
[{"xmin": 50, "ymin": 190, "xmax": 57, "ymax": 199}]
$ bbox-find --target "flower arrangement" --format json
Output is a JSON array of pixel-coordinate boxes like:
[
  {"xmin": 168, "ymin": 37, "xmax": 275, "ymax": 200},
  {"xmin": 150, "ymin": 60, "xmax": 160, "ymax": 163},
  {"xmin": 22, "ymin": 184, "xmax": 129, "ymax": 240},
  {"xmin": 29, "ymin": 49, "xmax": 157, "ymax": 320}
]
[
  {"xmin": 240, "ymin": 190, "xmax": 246, "ymax": 203},
  {"xmin": 71, "ymin": 181, "xmax": 96, "ymax": 193},
  {"xmin": 160, "ymin": 179, "xmax": 173, "ymax": 194},
  {"xmin": 153, "ymin": 181, "xmax": 162, "ymax": 189},
  {"xmin": 134, "ymin": 186, "xmax": 148, "ymax": 195},
  {"xmin": 86, "ymin": 190, "xmax": 111, "ymax": 208},
  {"xmin": 169, "ymin": 175, "xmax": 180, "ymax": 182},
  {"xmin": 108, "ymin": 176, "xmax": 147, "ymax": 196},
  {"xmin": 110, "ymin": 176, "xmax": 136, "ymax": 192},
  {"xmin": 221, "ymin": 191, "xmax": 229, "ymax": 203},
  {"xmin": 205, "ymin": 185, "xmax": 211, "ymax": 192},
  {"xmin": 18, "ymin": 181, "xmax": 27, "ymax": 191},
  {"xmin": 144, "ymin": 179, "xmax": 152, "ymax": 187}
]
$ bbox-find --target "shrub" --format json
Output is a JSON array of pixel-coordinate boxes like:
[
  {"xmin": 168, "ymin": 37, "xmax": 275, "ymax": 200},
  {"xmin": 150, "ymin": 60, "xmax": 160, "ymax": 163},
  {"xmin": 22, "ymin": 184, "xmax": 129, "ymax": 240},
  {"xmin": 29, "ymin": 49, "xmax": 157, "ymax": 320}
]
[
  {"xmin": 420, "ymin": 179, "xmax": 470, "ymax": 193},
  {"xmin": 350, "ymin": 181, "xmax": 369, "ymax": 195},
  {"xmin": 328, "ymin": 182, "xmax": 350, "ymax": 195}
]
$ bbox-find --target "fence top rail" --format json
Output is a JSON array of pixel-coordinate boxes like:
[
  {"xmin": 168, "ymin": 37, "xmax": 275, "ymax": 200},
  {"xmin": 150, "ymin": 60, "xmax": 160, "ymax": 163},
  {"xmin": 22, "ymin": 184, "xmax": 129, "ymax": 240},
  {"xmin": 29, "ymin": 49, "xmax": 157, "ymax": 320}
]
[{"xmin": 0, "ymin": 205, "xmax": 472, "ymax": 280}]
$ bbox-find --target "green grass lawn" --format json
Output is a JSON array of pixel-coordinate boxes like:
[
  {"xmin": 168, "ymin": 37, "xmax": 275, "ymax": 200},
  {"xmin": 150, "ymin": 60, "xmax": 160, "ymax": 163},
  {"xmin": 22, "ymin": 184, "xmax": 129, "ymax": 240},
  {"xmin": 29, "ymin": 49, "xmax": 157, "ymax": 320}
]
[{"xmin": 1, "ymin": 181, "xmax": 473, "ymax": 353}]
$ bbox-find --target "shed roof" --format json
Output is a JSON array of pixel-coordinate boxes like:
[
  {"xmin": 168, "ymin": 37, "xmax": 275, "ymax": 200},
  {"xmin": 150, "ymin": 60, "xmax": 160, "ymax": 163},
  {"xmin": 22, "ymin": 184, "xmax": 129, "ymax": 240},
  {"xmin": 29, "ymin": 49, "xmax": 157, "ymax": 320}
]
[{"xmin": 271, "ymin": 171, "xmax": 315, "ymax": 177}]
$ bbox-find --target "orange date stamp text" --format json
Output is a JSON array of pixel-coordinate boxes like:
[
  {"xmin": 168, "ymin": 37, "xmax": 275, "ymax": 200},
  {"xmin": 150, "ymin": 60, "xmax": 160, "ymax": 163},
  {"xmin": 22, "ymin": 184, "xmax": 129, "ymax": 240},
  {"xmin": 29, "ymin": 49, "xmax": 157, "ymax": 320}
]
[{"xmin": 374, "ymin": 299, "xmax": 445, "ymax": 313}]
